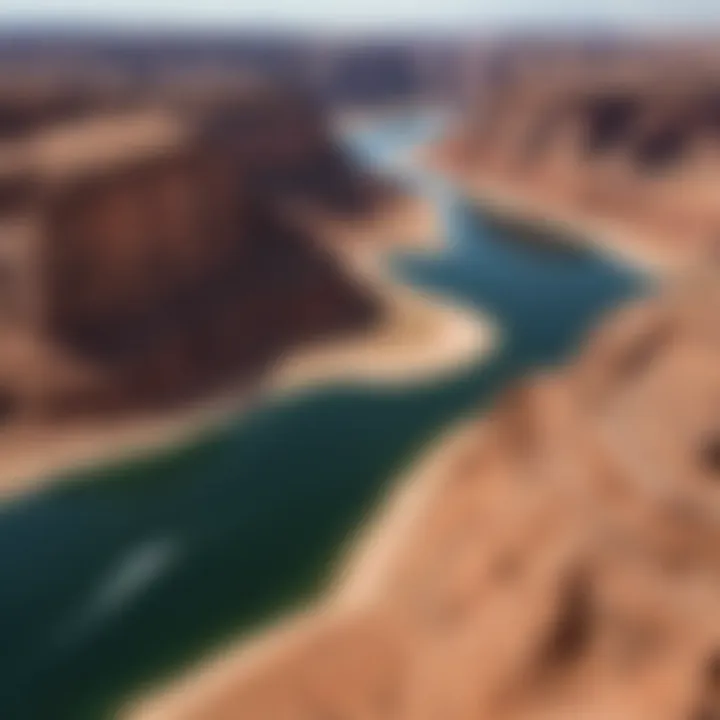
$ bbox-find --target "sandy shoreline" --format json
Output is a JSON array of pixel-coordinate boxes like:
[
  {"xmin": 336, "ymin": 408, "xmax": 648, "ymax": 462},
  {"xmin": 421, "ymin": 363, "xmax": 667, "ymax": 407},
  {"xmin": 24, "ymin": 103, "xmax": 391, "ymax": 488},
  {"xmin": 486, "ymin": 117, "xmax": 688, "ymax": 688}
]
[
  {"xmin": 278, "ymin": 195, "xmax": 495, "ymax": 388},
  {"xmin": 127, "ymin": 272, "xmax": 720, "ymax": 720},
  {"xmin": 118, "ymin": 141, "xmax": 674, "ymax": 719},
  {"xmin": 0, "ymin": 194, "xmax": 495, "ymax": 500},
  {"xmin": 330, "ymin": 419, "xmax": 485, "ymax": 609},
  {"xmin": 465, "ymin": 177, "xmax": 677, "ymax": 275},
  {"xmin": 121, "ymin": 198, "xmax": 496, "ymax": 720},
  {"xmin": 124, "ymin": 415, "xmax": 484, "ymax": 720},
  {"xmin": 421, "ymin": 148, "xmax": 684, "ymax": 278},
  {"xmin": 107, "ymin": 139, "xmax": 693, "ymax": 719}
]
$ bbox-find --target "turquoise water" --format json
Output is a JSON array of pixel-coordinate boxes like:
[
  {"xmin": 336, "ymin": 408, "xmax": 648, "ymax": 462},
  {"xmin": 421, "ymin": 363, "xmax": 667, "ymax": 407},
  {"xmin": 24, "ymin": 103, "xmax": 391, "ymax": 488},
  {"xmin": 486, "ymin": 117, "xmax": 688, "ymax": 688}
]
[{"xmin": 0, "ymin": 117, "xmax": 642, "ymax": 719}]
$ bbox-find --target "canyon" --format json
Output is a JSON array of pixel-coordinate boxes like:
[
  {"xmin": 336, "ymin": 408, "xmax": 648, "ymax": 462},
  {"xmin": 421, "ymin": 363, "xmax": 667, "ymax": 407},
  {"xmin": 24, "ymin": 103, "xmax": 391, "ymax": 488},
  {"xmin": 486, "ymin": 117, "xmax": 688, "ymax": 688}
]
[
  {"xmin": 128, "ymin": 269, "xmax": 720, "ymax": 720},
  {"xmin": 0, "ymin": 77, "xmax": 383, "ymax": 421},
  {"xmin": 1, "ymin": 31, "xmax": 718, "ymax": 720},
  {"xmin": 432, "ymin": 41, "xmax": 720, "ymax": 272}
]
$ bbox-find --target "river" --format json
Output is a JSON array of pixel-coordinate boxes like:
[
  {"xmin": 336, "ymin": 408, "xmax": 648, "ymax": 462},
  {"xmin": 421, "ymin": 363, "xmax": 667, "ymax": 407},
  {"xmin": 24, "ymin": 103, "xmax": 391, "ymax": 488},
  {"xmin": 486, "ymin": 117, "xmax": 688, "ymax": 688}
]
[{"xmin": 0, "ymin": 114, "xmax": 643, "ymax": 719}]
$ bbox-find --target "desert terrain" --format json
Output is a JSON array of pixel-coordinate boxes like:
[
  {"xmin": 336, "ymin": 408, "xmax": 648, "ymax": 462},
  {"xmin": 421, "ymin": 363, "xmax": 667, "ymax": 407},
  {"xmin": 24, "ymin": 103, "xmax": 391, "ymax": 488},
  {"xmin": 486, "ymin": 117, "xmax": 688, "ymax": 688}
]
[{"xmin": 126, "ymin": 268, "xmax": 720, "ymax": 720}]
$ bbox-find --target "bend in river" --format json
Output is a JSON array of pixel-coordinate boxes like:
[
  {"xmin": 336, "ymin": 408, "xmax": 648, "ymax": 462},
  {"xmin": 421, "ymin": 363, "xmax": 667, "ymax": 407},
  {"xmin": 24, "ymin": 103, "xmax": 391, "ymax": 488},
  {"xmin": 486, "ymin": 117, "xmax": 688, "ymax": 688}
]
[{"xmin": 0, "ymin": 114, "xmax": 643, "ymax": 720}]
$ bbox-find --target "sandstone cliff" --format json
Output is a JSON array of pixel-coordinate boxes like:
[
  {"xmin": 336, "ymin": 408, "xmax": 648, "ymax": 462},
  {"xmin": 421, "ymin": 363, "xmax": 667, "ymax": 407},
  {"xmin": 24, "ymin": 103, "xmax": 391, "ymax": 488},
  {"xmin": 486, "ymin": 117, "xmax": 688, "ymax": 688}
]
[
  {"xmin": 436, "ymin": 45, "xmax": 720, "ymax": 270},
  {"xmin": 131, "ymin": 272, "xmax": 720, "ymax": 720},
  {"xmin": 0, "ymin": 83, "xmax": 381, "ymax": 419}
]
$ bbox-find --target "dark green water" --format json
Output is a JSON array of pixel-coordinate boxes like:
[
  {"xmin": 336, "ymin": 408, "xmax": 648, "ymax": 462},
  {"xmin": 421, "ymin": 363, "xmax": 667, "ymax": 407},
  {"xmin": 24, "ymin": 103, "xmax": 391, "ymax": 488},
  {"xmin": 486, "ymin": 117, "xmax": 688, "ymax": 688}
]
[{"xmin": 0, "ymin": 116, "xmax": 643, "ymax": 719}]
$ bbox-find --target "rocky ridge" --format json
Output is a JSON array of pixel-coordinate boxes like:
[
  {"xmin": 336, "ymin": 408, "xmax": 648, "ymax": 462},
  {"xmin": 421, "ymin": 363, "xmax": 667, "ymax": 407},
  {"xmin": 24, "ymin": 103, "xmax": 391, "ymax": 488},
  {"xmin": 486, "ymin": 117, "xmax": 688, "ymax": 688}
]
[{"xmin": 131, "ymin": 272, "xmax": 720, "ymax": 720}]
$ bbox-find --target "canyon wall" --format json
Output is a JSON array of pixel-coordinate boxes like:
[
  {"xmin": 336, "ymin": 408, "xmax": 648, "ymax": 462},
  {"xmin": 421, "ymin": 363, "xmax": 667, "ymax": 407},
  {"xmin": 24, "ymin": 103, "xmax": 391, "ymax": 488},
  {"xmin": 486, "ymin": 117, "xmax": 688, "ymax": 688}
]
[
  {"xmin": 436, "ymin": 41, "xmax": 720, "ymax": 268},
  {"xmin": 132, "ymin": 271, "xmax": 720, "ymax": 720},
  {"xmin": 0, "ymin": 82, "xmax": 380, "ymax": 419}
]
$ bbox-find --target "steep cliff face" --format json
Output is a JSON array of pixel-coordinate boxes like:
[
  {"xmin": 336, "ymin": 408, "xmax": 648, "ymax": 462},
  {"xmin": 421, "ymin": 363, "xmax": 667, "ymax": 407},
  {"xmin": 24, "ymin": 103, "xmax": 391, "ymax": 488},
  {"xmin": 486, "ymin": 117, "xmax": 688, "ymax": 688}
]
[
  {"xmin": 50, "ymin": 200, "xmax": 376, "ymax": 414},
  {"xmin": 186, "ymin": 82, "xmax": 381, "ymax": 214},
  {"xmin": 0, "ymin": 84, "xmax": 381, "ymax": 418},
  {"xmin": 133, "ymin": 274, "xmax": 720, "ymax": 720},
  {"xmin": 438, "ymin": 48, "xmax": 720, "ymax": 267}
]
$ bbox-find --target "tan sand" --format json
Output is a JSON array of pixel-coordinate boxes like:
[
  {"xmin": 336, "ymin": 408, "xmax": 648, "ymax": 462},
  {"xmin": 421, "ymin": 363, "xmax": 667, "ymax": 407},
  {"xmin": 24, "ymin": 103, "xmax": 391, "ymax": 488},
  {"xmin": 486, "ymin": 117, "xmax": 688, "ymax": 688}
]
[
  {"xmin": 276, "ymin": 195, "xmax": 496, "ymax": 389},
  {"xmin": 123, "ymin": 419, "xmax": 478, "ymax": 720},
  {"xmin": 125, "ymin": 271, "xmax": 720, "ymax": 720},
  {"xmin": 422, "ymin": 147, "xmax": 686, "ymax": 278},
  {"xmin": 0, "ymin": 194, "xmax": 496, "ymax": 499}
]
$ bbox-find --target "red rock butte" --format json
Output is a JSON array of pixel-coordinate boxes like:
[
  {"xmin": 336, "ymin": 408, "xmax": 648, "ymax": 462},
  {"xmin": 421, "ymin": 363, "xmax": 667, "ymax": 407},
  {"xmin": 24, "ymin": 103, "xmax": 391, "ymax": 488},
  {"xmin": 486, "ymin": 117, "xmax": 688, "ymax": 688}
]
[{"xmin": 0, "ymin": 80, "xmax": 381, "ymax": 420}]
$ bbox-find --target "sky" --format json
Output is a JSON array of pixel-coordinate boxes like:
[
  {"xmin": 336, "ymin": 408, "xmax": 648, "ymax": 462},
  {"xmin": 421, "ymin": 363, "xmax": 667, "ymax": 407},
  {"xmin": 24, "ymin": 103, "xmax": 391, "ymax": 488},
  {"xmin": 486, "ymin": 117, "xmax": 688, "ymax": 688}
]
[{"xmin": 1, "ymin": 0, "xmax": 720, "ymax": 33}]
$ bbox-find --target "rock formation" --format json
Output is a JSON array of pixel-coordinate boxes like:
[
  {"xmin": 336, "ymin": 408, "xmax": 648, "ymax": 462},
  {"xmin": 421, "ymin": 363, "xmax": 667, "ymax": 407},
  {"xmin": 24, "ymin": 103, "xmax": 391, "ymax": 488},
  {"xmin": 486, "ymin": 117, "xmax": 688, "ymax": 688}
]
[
  {"xmin": 131, "ymin": 272, "xmax": 720, "ymax": 720},
  {"xmin": 0, "ymin": 32, "xmax": 469, "ymax": 112},
  {"xmin": 435, "ymin": 42, "xmax": 720, "ymax": 269},
  {"xmin": 0, "ymin": 82, "xmax": 380, "ymax": 420}
]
